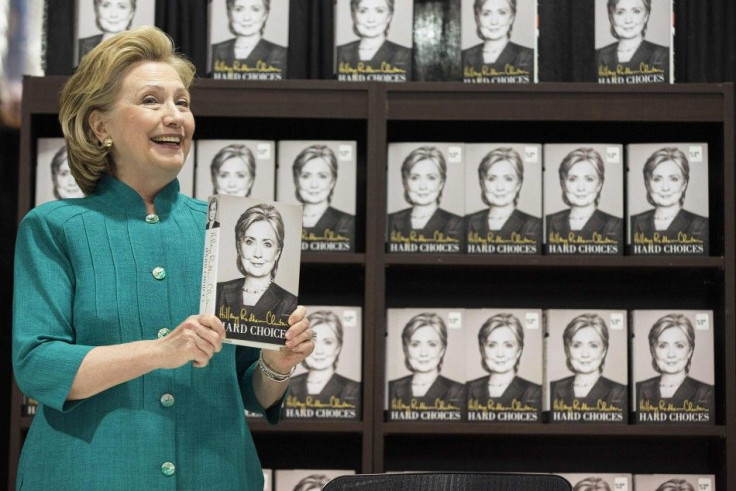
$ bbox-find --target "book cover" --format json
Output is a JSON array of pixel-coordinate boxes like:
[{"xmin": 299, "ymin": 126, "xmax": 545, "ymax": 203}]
[
  {"xmin": 543, "ymin": 144, "xmax": 624, "ymax": 255},
  {"xmin": 634, "ymin": 474, "xmax": 714, "ymax": 491},
  {"xmin": 544, "ymin": 309, "xmax": 628, "ymax": 424},
  {"xmin": 385, "ymin": 308, "xmax": 466, "ymax": 422},
  {"xmin": 631, "ymin": 310, "xmax": 714, "ymax": 424},
  {"xmin": 557, "ymin": 473, "xmax": 632, "ymax": 491},
  {"xmin": 464, "ymin": 143, "xmax": 542, "ymax": 254},
  {"xmin": 595, "ymin": 0, "xmax": 673, "ymax": 84},
  {"xmin": 284, "ymin": 306, "xmax": 362, "ymax": 420},
  {"xmin": 179, "ymin": 146, "xmax": 196, "ymax": 198},
  {"xmin": 208, "ymin": 0, "xmax": 290, "ymax": 80},
  {"xmin": 75, "ymin": 0, "xmax": 156, "ymax": 66},
  {"xmin": 334, "ymin": 0, "xmax": 414, "ymax": 82},
  {"xmin": 386, "ymin": 143, "xmax": 465, "ymax": 253},
  {"xmin": 35, "ymin": 138, "xmax": 85, "ymax": 205},
  {"xmin": 195, "ymin": 139, "xmax": 276, "ymax": 201},
  {"xmin": 274, "ymin": 469, "xmax": 355, "ymax": 491},
  {"xmin": 199, "ymin": 194, "xmax": 302, "ymax": 350},
  {"xmin": 461, "ymin": 0, "xmax": 537, "ymax": 83},
  {"xmin": 465, "ymin": 308, "xmax": 543, "ymax": 423},
  {"xmin": 627, "ymin": 143, "xmax": 709, "ymax": 255},
  {"xmin": 263, "ymin": 468, "xmax": 272, "ymax": 491},
  {"xmin": 275, "ymin": 141, "xmax": 357, "ymax": 252}
]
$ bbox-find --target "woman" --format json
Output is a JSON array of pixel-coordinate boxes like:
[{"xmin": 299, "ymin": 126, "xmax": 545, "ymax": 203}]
[
  {"xmin": 210, "ymin": 0, "xmax": 287, "ymax": 78},
  {"xmin": 292, "ymin": 144, "xmax": 354, "ymax": 245},
  {"xmin": 49, "ymin": 145, "xmax": 85, "ymax": 199},
  {"xmin": 466, "ymin": 313, "xmax": 541, "ymax": 409},
  {"xmin": 545, "ymin": 147, "xmax": 622, "ymax": 247},
  {"xmin": 573, "ymin": 477, "xmax": 612, "ymax": 491},
  {"xmin": 550, "ymin": 313, "xmax": 626, "ymax": 409},
  {"xmin": 215, "ymin": 203, "xmax": 298, "ymax": 325},
  {"xmin": 630, "ymin": 147, "xmax": 708, "ymax": 252},
  {"xmin": 387, "ymin": 146, "xmax": 464, "ymax": 247},
  {"xmin": 388, "ymin": 312, "xmax": 465, "ymax": 409},
  {"xmin": 206, "ymin": 197, "xmax": 220, "ymax": 229},
  {"xmin": 335, "ymin": 0, "xmax": 412, "ymax": 80},
  {"xmin": 655, "ymin": 479, "xmax": 696, "ymax": 491},
  {"xmin": 13, "ymin": 26, "xmax": 312, "ymax": 489},
  {"xmin": 595, "ymin": 0, "xmax": 669, "ymax": 81},
  {"xmin": 637, "ymin": 314, "xmax": 714, "ymax": 409},
  {"xmin": 210, "ymin": 142, "xmax": 256, "ymax": 196},
  {"xmin": 288, "ymin": 310, "xmax": 360, "ymax": 411},
  {"xmin": 293, "ymin": 474, "xmax": 331, "ymax": 491},
  {"xmin": 78, "ymin": 0, "xmax": 137, "ymax": 59},
  {"xmin": 462, "ymin": 0, "xmax": 534, "ymax": 82},
  {"xmin": 464, "ymin": 147, "xmax": 540, "ymax": 250}
]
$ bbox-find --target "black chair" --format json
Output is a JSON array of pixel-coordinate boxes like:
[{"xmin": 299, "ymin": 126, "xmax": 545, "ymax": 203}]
[{"xmin": 322, "ymin": 472, "xmax": 572, "ymax": 490}]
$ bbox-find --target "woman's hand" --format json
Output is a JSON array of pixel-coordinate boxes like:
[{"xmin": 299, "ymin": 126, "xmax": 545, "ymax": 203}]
[
  {"xmin": 155, "ymin": 314, "xmax": 226, "ymax": 369},
  {"xmin": 261, "ymin": 305, "xmax": 314, "ymax": 374}
]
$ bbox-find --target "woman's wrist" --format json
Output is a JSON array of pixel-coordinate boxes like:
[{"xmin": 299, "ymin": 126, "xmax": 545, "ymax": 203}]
[{"xmin": 258, "ymin": 351, "xmax": 295, "ymax": 383}]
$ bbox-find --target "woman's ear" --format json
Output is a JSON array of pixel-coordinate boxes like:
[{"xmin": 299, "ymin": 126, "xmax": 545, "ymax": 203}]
[{"xmin": 88, "ymin": 110, "xmax": 109, "ymax": 145}]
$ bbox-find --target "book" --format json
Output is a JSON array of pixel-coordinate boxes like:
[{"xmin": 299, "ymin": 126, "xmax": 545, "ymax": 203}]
[
  {"xmin": 179, "ymin": 146, "xmax": 196, "ymax": 198},
  {"xmin": 263, "ymin": 469, "xmax": 272, "ymax": 491},
  {"xmin": 274, "ymin": 469, "xmax": 355, "ymax": 491},
  {"xmin": 557, "ymin": 473, "xmax": 632, "ymax": 491},
  {"xmin": 544, "ymin": 309, "xmax": 628, "ymax": 424},
  {"xmin": 461, "ymin": 0, "xmax": 538, "ymax": 83},
  {"xmin": 195, "ymin": 139, "xmax": 276, "ymax": 201},
  {"xmin": 633, "ymin": 474, "xmax": 715, "ymax": 491},
  {"xmin": 385, "ymin": 308, "xmax": 466, "ymax": 422},
  {"xmin": 35, "ymin": 138, "xmax": 85, "ymax": 205},
  {"xmin": 543, "ymin": 144, "xmax": 624, "ymax": 255},
  {"xmin": 465, "ymin": 308, "xmax": 543, "ymax": 423},
  {"xmin": 386, "ymin": 143, "xmax": 465, "ymax": 253},
  {"xmin": 464, "ymin": 143, "xmax": 542, "ymax": 254},
  {"xmin": 627, "ymin": 143, "xmax": 709, "ymax": 255},
  {"xmin": 275, "ymin": 141, "xmax": 357, "ymax": 252},
  {"xmin": 199, "ymin": 194, "xmax": 302, "ymax": 350},
  {"xmin": 284, "ymin": 306, "xmax": 362, "ymax": 420},
  {"xmin": 75, "ymin": 0, "xmax": 156, "ymax": 66},
  {"xmin": 208, "ymin": 0, "xmax": 290, "ymax": 80},
  {"xmin": 334, "ymin": 0, "xmax": 413, "ymax": 82},
  {"xmin": 631, "ymin": 310, "xmax": 714, "ymax": 424},
  {"xmin": 594, "ymin": 0, "xmax": 674, "ymax": 84},
  {"xmin": 22, "ymin": 394, "xmax": 38, "ymax": 416}
]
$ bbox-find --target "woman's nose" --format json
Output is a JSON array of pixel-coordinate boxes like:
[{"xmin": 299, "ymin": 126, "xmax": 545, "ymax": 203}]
[{"xmin": 162, "ymin": 101, "xmax": 185, "ymax": 127}]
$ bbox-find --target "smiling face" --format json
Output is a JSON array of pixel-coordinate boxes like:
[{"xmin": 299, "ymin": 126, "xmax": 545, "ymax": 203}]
[
  {"xmin": 567, "ymin": 326, "xmax": 607, "ymax": 375},
  {"xmin": 482, "ymin": 159, "xmax": 521, "ymax": 207},
  {"xmin": 208, "ymin": 199, "xmax": 218, "ymax": 221},
  {"xmin": 216, "ymin": 157, "xmax": 253, "ymax": 197},
  {"xmin": 406, "ymin": 159, "xmax": 444, "ymax": 206},
  {"xmin": 353, "ymin": 0, "xmax": 392, "ymax": 38},
  {"xmin": 304, "ymin": 322, "xmax": 341, "ymax": 371},
  {"xmin": 239, "ymin": 220, "xmax": 280, "ymax": 279},
  {"xmin": 228, "ymin": 0, "xmax": 269, "ymax": 37},
  {"xmin": 476, "ymin": 0, "xmax": 515, "ymax": 41},
  {"xmin": 562, "ymin": 160, "xmax": 602, "ymax": 208},
  {"xmin": 406, "ymin": 325, "xmax": 445, "ymax": 373},
  {"xmin": 482, "ymin": 326, "xmax": 521, "ymax": 375},
  {"xmin": 610, "ymin": 0, "xmax": 648, "ymax": 40},
  {"xmin": 297, "ymin": 157, "xmax": 336, "ymax": 205},
  {"xmin": 654, "ymin": 327, "xmax": 693, "ymax": 375},
  {"xmin": 95, "ymin": 0, "xmax": 135, "ymax": 34},
  {"xmin": 648, "ymin": 159, "xmax": 687, "ymax": 208},
  {"xmin": 90, "ymin": 61, "xmax": 194, "ymax": 194},
  {"xmin": 54, "ymin": 160, "xmax": 84, "ymax": 198}
]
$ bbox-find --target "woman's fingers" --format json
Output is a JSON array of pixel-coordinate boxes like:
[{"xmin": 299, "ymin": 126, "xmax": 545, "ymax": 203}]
[{"xmin": 160, "ymin": 314, "xmax": 226, "ymax": 368}]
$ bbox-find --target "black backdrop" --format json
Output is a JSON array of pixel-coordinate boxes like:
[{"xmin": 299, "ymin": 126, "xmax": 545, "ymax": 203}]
[{"xmin": 3, "ymin": 0, "xmax": 736, "ymax": 483}]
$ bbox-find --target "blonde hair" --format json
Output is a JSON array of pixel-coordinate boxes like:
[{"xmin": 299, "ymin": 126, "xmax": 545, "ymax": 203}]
[{"xmin": 59, "ymin": 26, "xmax": 196, "ymax": 194}]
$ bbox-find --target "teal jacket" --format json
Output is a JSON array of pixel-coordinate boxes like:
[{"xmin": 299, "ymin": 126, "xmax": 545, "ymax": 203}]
[{"xmin": 13, "ymin": 176, "xmax": 280, "ymax": 490}]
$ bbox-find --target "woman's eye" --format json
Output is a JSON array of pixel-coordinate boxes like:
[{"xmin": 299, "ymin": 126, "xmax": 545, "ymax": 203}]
[
  {"xmin": 244, "ymin": 238, "xmax": 253, "ymax": 246},
  {"xmin": 142, "ymin": 96, "xmax": 158, "ymax": 104},
  {"xmin": 176, "ymin": 99, "xmax": 190, "ymax": 108}
]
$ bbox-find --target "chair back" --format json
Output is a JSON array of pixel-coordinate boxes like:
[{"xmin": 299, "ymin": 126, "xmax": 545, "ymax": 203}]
[{"xmin": 322, "ymin": 472, "xmax": 572, "ymax": 490}]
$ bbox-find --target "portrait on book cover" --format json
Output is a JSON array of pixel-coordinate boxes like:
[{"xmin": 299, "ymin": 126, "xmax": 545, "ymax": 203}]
[
  {"xmin": 633, "ymin": 475, "xmax": 714, "ymax": 491},
  {"xmin": 594, "ymin": 0, "xmax": 673, "ymax": 83},
  {"xmin": 545, "ymin": 310, "xmax": 628, "ymax": 423},
  {"xmin": 75, "ymin": 0, "xmax": 156, "ymax": 65},
  {"xmin": 627, "ymin": 143, "xmax": 709, "ymax": 255},
  {"xmin": 557, "ymin": 473, "xmax": 632, "ymax": 491},
  {"xmin": 195, "ymin": 139, "xmax": 276, "ymax": 201},
  {"xmin": 209, "ymin": 0, "xmax": 290, "ymax": 80},
  {"xmin": 35, "ymin": 138, "xmax": 85, "ymax": 205},
  {"xmin": 464, "ymin": 144, "xmax": 542, "ymax": 254},
  {"xmin": 274, "ymin": 469, "xmax": 355, "ymax": 491},
  {"xmin": 543, "ymin": 144, "xmax": 624, "ymax": 255},
  {"xmin": 460, "ymin": 0, "xmax": 537, "ymax": 83},
  {"xmin": 334, "ymin": 0, "xmax": 414, "ymax": 82},
  {"xmin": 632, "ymin": 310, "xmax": 714, "ymax": 424}
]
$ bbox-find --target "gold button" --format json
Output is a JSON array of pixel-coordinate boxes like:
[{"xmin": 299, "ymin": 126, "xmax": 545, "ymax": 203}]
[
  {"xmin": 145, "ymin": 214, "xmax": 159, "ymax": 224},
  {"xmin": 157, "ymin": 328, "xmax": 171, "ymax": 338},
  {"xmin": 152, "ymin": 267, "xmax": 166, "ymax": 280},
  {"xmin": 161, "ymin": 461, "xmax": 175, "ymax": 476}
]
